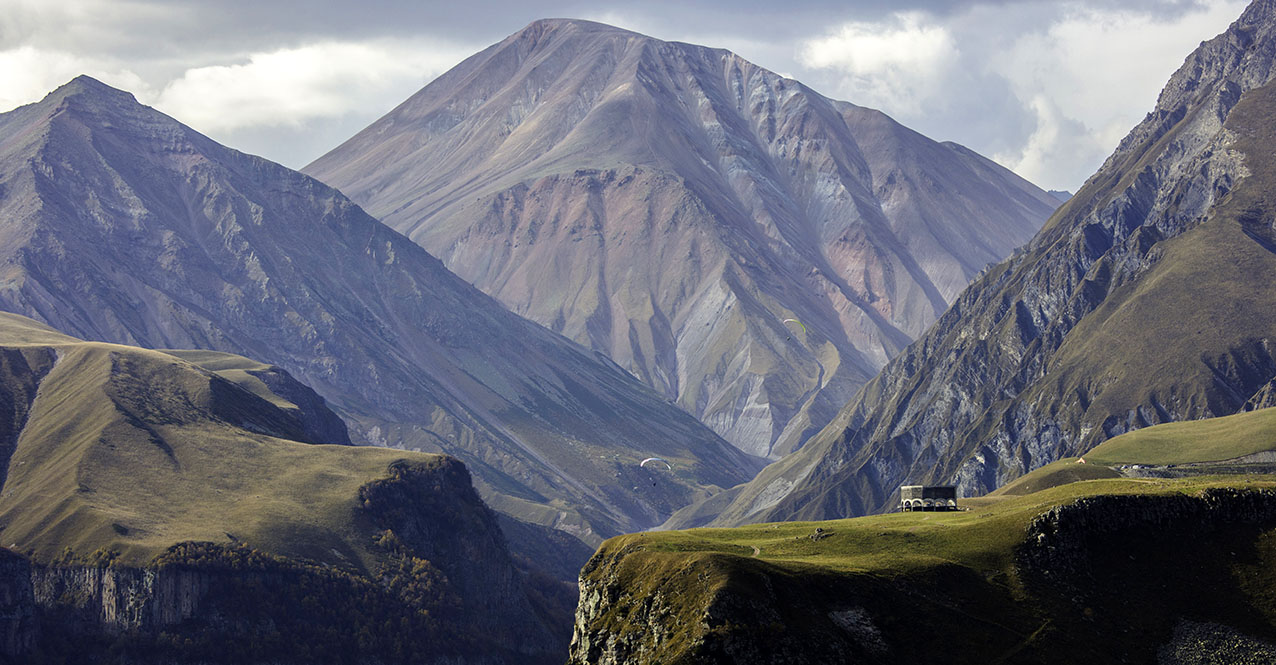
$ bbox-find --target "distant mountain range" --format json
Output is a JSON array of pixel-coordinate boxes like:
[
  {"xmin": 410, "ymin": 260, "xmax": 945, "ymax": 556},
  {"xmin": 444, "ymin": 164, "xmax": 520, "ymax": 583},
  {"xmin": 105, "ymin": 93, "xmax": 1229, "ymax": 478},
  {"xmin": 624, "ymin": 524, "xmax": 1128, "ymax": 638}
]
[
  {"xmin": 676, "ymin": 0, "xmax": 1276, "ymax": 527},
  {"xmin": 0, "ymin": 75, "xmax": 759, "ymax": 547},
  {"xmin": 305, "ymin": 18, "xmax": 1059, "ymax": 461}
]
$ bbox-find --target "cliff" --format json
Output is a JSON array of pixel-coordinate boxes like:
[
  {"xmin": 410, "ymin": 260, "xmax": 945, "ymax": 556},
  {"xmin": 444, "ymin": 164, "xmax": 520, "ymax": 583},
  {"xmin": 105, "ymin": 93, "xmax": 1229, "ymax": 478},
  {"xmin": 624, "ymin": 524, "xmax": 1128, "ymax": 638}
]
[
  {"xmin": 571, "ymin": 479, "xmax": 1276, "ymax": 664},
  {"xmin": 11, "ymin": 459, "xmax": 568, "ymax": 663},
  {"xmin": 0, "ymin": 313, "xmax": 570, "ymax": 663},
  {"xmin": 0, "ymin": 550, "xmax": 34, "ymax": 663}
]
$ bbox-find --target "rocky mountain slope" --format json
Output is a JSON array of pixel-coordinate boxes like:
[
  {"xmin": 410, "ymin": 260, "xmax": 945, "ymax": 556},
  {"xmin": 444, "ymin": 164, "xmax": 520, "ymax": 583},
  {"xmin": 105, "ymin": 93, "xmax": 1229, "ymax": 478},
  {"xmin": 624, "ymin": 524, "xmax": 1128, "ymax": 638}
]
[
  {"xmin": 305, "ymin": 19, "xmax": 1059, "ymax": 460},
  {"xmin": 0, "ymin": 311, "xmax": 568, "ymax": 663},
  {"xmin": 0, "ymin": 76, "xmax": 759, "ymax": 547},
  {"xmin": 571, "ymin": 477, "xmax": 1276, "ymax": 664},
  {"xmin": 677, "ymin": 0, "xmax": 1276, "ymax": 526}
]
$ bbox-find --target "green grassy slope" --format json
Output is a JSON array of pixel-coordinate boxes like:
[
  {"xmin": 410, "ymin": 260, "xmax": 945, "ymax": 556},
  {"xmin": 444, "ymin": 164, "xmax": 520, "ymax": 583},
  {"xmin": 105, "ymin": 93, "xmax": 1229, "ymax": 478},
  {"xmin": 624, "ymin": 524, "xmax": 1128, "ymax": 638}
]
[
  {"xmin": 576, "ymin": 475, "xmax": 1276, "ymax": 664},
  {"xmin": 0, "ymin": 312, "xmax": 429, "ymax": 572},
  {"xmin": 0, "ymin": 311, "xmax": 571, "ymax": 663},
  {"xmin": 1083, "ymin": 406, "xmax": 1276, "ymax": 466},
  {"xmin": 990, "ymin": 458, "xmax": 1124, "ymax": 496},
  {"xmin": 161, "ymin": 349, "xmax": 298, "ymax": 411}
]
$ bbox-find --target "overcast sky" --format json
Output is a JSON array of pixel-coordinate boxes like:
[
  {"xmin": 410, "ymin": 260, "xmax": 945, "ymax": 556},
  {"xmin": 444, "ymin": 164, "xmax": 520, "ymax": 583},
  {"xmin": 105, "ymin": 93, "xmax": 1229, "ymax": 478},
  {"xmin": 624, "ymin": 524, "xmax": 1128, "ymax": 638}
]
[{"xmin": 0, "ymin": 0, "xmax": 1249, "ymax": 191}]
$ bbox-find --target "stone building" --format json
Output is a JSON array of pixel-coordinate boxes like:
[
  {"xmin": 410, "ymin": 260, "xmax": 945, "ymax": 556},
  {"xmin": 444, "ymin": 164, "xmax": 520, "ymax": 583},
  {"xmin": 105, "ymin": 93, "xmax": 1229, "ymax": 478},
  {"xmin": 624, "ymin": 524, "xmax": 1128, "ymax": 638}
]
[{"xmin": 899, "ymin": 485, "xmax": 958, "ymax": 511}]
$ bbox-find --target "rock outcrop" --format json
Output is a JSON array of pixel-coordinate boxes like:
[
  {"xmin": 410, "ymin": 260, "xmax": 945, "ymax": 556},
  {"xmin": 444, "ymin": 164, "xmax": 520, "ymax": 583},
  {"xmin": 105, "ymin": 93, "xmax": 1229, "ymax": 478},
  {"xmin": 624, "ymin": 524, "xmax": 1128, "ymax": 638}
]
[
  {"xmin": 0, "ymin": 550, "xmax": 34, "ymax": 662},
  {"xmin": 1016, "ymin": 488, "xmax": 1276, "ymax": 594}
]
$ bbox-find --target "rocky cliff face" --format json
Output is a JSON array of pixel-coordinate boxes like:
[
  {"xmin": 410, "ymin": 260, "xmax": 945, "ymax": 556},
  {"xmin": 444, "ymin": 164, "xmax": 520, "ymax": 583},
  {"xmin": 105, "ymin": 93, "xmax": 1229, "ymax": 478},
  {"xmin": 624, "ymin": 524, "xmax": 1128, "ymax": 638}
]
[
  {"xmin": 691, "ymin": 0, "xmax": 1276, "ymax": 526},
  {"xmin": 0, "ymin": 77, "xmax": 758, "ymax": 546},
  {"xmin": 305, "ymin": 19, "xmax": 1058, "ymax": 460},
  {"xmin": 0, "ymin": 550, "xmax": 34, "ymax": 662},
  {"xmin": 1016, "ymin": 488, "xmax": 1276, "ymax": 595},
  {"xmin": 4, "ymin": 457, "xmax": 567, "ymax": 664},
  {"xmin": 30, "ymin": 564, "xmax": 207, "ymax": 632},
  {"xmin": 571, "ymin": 486, "xmax": 1276, "ymax": 665}
]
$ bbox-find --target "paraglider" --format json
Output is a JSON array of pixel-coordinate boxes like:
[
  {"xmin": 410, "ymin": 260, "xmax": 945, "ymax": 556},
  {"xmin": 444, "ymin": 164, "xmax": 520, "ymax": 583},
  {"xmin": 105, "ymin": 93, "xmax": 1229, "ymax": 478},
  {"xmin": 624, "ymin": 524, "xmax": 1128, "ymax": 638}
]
[
  {"xmin": 640, "ymin": 457, "xmax": 672, "ymax": 486},
  {"xmin": 782, "ymin": 318, "xmax": 806, "ymax": 340},
  {"xmin": 640, "ymin": 457, "xmax": 672, "ymax": 470}
]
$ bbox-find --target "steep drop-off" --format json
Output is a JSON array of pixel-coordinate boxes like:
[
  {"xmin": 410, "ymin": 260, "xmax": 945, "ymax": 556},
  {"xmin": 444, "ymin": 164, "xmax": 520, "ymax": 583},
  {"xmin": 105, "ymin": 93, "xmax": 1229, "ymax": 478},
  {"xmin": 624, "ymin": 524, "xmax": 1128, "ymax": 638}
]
[
  {"xmin": 685, "ymin": 0, "xmax": 1276, "ymax": 526},
  {"xmin": 0, "ymin": 77, "xmax": 759, "ymax": 546},
  {"xmin": 306, "ymin": 19, "xmax": 1058, "ymax": 460},
  {"xmin": 572, "ymin": 480, "xmax": 1276, "ymax": 664}
]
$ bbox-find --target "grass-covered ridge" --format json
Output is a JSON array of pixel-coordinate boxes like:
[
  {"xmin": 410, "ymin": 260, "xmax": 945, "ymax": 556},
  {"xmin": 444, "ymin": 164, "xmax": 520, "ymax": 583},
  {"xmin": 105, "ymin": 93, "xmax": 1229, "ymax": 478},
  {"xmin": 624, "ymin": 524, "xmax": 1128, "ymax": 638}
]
[
  {"xmin": 619, "ymin": 476, "xmax": 1276, "ymax": 578},
  {"xmin": 0, "ymin": 311, "xmax": 442, "ymax": 573},
  {"xmin": 576, "ymin": 474, "xmax": 1276, "ymax": 664},
  {"xmin": 1084, "ymin": 406, "xmax": 1276, "ymax": 466},
  {"xmin": 0, "ymin": 311, "xmax": 570, "ymax": 663}
]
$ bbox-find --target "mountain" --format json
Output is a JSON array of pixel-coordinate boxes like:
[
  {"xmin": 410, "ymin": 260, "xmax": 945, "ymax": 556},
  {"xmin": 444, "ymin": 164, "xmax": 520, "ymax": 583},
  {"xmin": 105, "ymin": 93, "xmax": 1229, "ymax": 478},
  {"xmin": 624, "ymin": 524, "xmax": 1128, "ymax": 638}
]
[
  {"xmin": 682, "ymin": 0, "xmax": 1276, "ymax": 527},
  {"xmin": 304, "ymin": 19, "xmax": 1059, "ymax": 460},
  {"xmin": 0, "ymin": 75, "xmax": 759, "ymax": 546},
  {"xmin": 0, "ymin": 311, "xmax": 568, "ymax": 663}
]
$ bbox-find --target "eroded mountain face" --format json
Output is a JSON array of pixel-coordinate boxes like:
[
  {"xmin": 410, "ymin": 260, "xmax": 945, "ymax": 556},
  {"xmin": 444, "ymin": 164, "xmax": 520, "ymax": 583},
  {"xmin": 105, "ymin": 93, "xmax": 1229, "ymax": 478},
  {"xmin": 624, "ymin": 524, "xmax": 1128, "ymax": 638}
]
[
  {"xmin": 305, "ymin": 19, "xmax": 1058, "ymax": 460},
  {"xmin": 0, "ymin": 76, "xmax": 759, "ymax": 546},
  {"xmin": 691, "ymin": 0, "xmax": 1276, "ymax": 527}
]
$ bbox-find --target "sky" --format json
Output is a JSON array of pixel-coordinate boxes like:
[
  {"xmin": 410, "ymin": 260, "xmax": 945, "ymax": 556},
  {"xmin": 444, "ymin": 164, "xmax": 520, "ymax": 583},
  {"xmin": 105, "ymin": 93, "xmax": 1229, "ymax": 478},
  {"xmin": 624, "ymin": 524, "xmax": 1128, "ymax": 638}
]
[{"xmin": 0, "ymin": 0, "xmax": 1250, "ymax": 192}]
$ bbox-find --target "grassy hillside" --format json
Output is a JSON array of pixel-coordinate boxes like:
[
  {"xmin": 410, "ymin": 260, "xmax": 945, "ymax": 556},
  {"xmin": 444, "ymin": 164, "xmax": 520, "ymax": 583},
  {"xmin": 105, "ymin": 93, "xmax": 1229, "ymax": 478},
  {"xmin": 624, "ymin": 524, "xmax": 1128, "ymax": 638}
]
[
  {"xmin": 989, "ymin": 458, "xmax": 1124, "ymax": 496},
  {"xmin": 1083, "ymin": 404, "xmax": 1276, "ymax": 466},
  {"xmin": 0, "ymin": 312, "xmax": 570, "ymax": 663},
  {"xmin": 0, "ymin": 314, "xmax": 419, "ymax": 571},
  {"xmin": 576, "ymin": 475, "xmax": 1276, "ymax": 664}
]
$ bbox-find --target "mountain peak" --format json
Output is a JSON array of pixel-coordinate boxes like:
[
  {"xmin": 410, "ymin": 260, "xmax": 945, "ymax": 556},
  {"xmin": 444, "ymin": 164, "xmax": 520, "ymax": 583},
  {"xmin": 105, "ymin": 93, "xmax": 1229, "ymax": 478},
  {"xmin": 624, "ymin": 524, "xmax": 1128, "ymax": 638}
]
[
  {"xmin": 305, "ymin": 17, "xmax": 1060, "ymax": 461},
  {"xmin": 43, "ymin": 75, "xmax": 139, "ymax": 109},
  {"xmin": 509, "ymin": 17, "xmax": 647, "ymax": 43},
  {"xmin": 1241, "ymin": 0, "xmax": 1276, "ymax": 23},
  {"xmin": 517, "ymin": 17, "xmax": 637, "ymax": 34}
]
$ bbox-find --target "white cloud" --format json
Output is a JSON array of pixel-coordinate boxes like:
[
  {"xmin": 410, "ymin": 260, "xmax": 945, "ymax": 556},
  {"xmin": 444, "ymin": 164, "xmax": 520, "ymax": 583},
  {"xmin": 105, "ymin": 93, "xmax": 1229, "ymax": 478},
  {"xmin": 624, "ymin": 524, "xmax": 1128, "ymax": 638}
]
[
  {"xmin": 993, "ymin": 94, "xmax": 1106, "ymax": 189},
  {"xmin": 793, "ymin": 2, "xmax": 1247, "ymax": 191},
  {"xmin": 0, "ymin": 0, "xmax": 1256, "ymax": 190},
  {"xmin": 151, "ymin": 40, "xmax": 469, "ymax": 133},
  {"xmin": 0, "ymin": 0, "xmax": 191, "ymax": 55},
  {"xmin": 0, "ymin": 46, "xmax": 152, "ymax": 111},
  {"xmin": 797, "ymin": 12, "xmax": 958, "ymax": 115},
  {"xmin": 990, "ymin": 0, "xmax": 1247, "ymax": 188}
]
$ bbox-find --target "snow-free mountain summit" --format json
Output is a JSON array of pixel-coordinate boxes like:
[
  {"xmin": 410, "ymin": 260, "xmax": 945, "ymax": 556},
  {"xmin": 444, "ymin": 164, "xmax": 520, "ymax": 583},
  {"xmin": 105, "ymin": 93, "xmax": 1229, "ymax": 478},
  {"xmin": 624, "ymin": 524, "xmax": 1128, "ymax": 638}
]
[{"xmin": 305, "ymin": 19, "xmax": 1060, "ymax": 460}]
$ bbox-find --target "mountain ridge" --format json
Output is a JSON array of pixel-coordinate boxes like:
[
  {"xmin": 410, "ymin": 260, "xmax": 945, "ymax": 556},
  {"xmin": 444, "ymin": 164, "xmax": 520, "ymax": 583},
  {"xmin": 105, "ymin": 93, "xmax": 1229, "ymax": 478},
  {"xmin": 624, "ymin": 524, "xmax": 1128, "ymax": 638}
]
[
  {"xmin": 680, "ymin": 0, "xmax": 1276, "ymax": 527},
  {"xmin": 0, "ymin": 75, "xmax": 759, "ymax": 547},
  {"xmin": 305, "ymin": 18, "xmax": 1059, "ymax": 460}
]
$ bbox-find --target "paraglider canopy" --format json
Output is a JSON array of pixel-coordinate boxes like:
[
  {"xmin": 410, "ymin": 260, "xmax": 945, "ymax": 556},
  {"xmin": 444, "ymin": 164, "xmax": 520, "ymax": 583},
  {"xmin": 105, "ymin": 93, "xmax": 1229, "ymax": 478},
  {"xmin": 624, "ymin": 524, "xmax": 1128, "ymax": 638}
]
[
  {"xmin": 640, "ymin": 457, "xmax": 672, "ymax": 470},
  {"xmin": 782, "ymin": 318, "xmax": 806, "ymax": 341}
]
